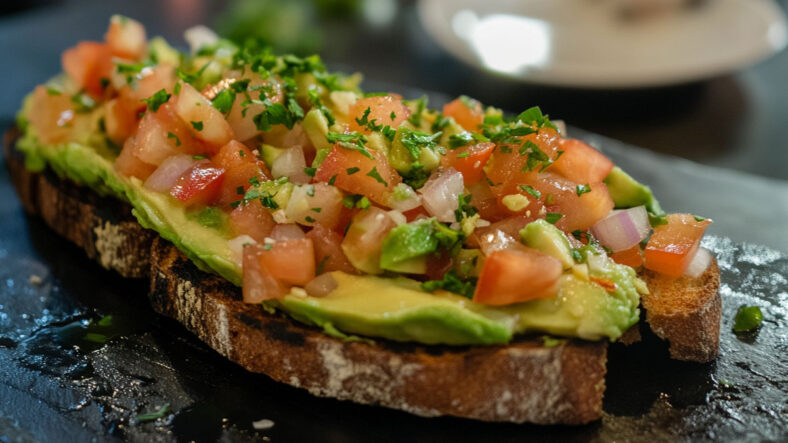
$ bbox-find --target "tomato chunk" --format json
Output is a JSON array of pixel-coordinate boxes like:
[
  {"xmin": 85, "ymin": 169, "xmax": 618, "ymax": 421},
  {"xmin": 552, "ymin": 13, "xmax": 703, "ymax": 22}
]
[
  {"xmin": 214, "ymin": 141, "xmax": 269, "ymax": 207},
  {"xmin": 314, "ymin": 144, "xmax": 401, "ymax": 206},
  {"xmin": 348, "ymin": 96, "xmax": 410, "ymax": 134},
  {"xmin": 229, "ymin": 199, "xmax": 275, "ymax": 243},
  {"xmin": 443, "ymin": 97, "xmax": 484, "ymax": 132},
  {"xmin": 610, "ymin": 245, "xmax": 643, "ymax": 268},
  {"xmin": 115, "ymin": 137, "xmax": 156, "ymax": 179},
  {"xmin": 485, "ymin": 128, "xmax": 562, "ymax": 198},
  {"xmin": 103, "ymin": 98, "xmax": 137, "ymax": 144},
  {"xmin": 170, "ymin": 163, "xmax": 225, "ymax": 206},
  {"xmin": 105, "ymin": 15, "xmax": 147, "ymax": 60},
  {"xmin": 259, "ymin": 238, "xmax": 316, "ymax": 286},
  {"xmin": 61, "ymin": 41, "xmax": 113, "ymax": 97},
  {"xmin": 550, "ymin": 139, "xmax": 614, "ymax": 184},
  {"xmin": 242, "ymin": 244, "xmax": 288, "ymax": 303},
  {"xmin": 341, "ymin": 207, "xmax": 397, "ymax": 274},
  {"xmin": 473, "ymin": 247, "xmax": 562, "ymax": 306},
  {"xmin": 306, "ymin": 224, "xmax": 357, "ymax": 274},
  {"xmin": 535, "ymin": 173, "xmax": 614, "ymax": 232},
  {"xmin": 173, "ymin": 82, "xmax": 235, "ymax": 150},
  {"xmin": 441, "ymin": 142, "xmax": 494, "ymax": 185},
  {"xmin": 645, "ymin": 213, "xmax": 711, "ymax": 277}
]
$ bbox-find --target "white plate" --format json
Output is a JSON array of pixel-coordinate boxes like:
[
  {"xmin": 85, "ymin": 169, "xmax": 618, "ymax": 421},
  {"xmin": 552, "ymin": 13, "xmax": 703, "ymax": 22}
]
[{"xmin": 417, "ymin": 0, "xmax": 787, "ymax": 88}]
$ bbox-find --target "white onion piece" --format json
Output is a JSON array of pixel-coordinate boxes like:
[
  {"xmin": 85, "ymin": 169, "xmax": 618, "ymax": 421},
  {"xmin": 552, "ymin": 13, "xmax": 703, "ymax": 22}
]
[
  {"xmin": 144, "ymin": 155, "xmax": 203, "ymax": 192},
  {"xmin": 271, "ymin": 146, "xmax": 309, "ymax": 184},
  {"xmin": 590, "ymin": 206, "xmax": 650, "ymax": 252},
  {"xmin": 684, "ymin": 247, "xmax": 712, "ymax": 278},
  {"xmin": 184, "ymin": 25, "xmax": 218, "ymax": 54},
  {"xmin": 228, "ymin": 235, "xmax": 257, "ymax": 267},
  {"xmin": 304, "ymin": 273, "xmax": 338, "ymax": 298},
  {"xmin": 388, "ymin": 183, "xmax": 422, "ymax": 211},
  {"xmin": 271, "ymin": 223, "xmax": 305, "ymax": 241},
  {"xmin": 387, "ymin": 210, "xmax": 407, "ymax": 226},
  {"xmin": 419, "ymin": 168, "xmax": 464, "ymax": 223}
]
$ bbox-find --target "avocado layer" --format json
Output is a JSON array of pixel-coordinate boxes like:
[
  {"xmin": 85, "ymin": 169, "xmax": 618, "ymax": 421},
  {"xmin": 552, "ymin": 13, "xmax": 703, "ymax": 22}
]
[{"xmin": 17, "ymin": 97, "xmax": 643, "ymax": 345}]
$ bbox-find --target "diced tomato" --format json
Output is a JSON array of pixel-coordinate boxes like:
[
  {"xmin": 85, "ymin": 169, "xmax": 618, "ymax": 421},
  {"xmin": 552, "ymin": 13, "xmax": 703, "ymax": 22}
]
[
  {"xmin": 535, "ymin": 173, "xmax": 614, "ymax": 232},
  {"xmin": 28, "ymin": 85, "xmax": 82, "ymax": 145},
  {"xmin": 169, "ymin": 163, "xmax": 225, "ymax": 206},
  {"xmin": 443, "ymin": 97, "xmax": 484, "ymax": 132},
  {"xmin": 610, "ymin": 245, "xmax": 643, "ymax": 268},
  {"xmin": 485, "ymin": 128, "xmax": 563, "ymax": 198},
  {"xmin": 314, "ymin": 144, "xmax": 401, "ymax": 206},
  {"xmin": 229, "ymin": 199, "xmax": 275, "ymax": 243},
  {"xmin": 348, "ymin": 95, "xmax": 410, "ymax": 133},
  {"xmin": 644, "ymin": 213, "xmax": 711, "ymax": 277},
  {"xmin": 285, "ymin": 183, "xmax": 345, "ymax": 229},
  {"xmin": 104, "ymin": 15, "xmax": 147, "ymax": 60},
  {"xmin": 173, "ymin": 82, "xmax": 234, "ymax": 149},
  {"xmin": 103, "ymin": 98, "xmax": 137, "ymax": 144},
  {"xmin": 117, "ymin": 64, "xmax": 176, "ymax": 113},
  {"xmin": 470, "ymin": 214, "xmax": 538, "ymax": 249},
  {"xmin": 242, "ymin": 244, "xmax": 288, "ymax": 303},
  {"xmin": 132, "ymin": 103, "xmax": 202, "ymax": 166},
  {"xmin": 341, "ymin": 207, "xmax": 397, "ymax": 274},
  {"xmin": 259, "ymin": 238, "xmax": 316, "ymax": 286},
  {"xmin": 441, "ymin": 142, "xmax": 495, "ymax": 185},
  {"xmin": 466, "ymin": 179, "xmax": 507, "ymax": 222},
  {"xmin": 306, "ymin": 224, "xmax": 357, "ymax": 274},
  {"xmin": 214, "ymin": 141, "xmax": 269, "ymax": 206},
  {"xmin": 549, "ymin": 139, "xmax": 614, "ymax": 184},
  {"xmin": 590, "ymin": 276, "xmax": 617, "ymax": 292},
  {"xmin": 115, "ymin": 137, "xmax": 156, "ymax": 179},
  {"xmin": 473, "ymin": 247, "xmax": 562, "ymax": 306},
  {"xmin": 61, "ymin": 41, "xmax": 113, "ymax": 97},
  {"xmin": 226, "ymin": 73, "xmax": 284, "ymax": 141}
]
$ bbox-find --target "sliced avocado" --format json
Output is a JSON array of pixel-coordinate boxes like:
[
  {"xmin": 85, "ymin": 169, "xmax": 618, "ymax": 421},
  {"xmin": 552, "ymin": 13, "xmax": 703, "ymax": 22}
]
[
  {"xmin": 453, "ymin": 248, "xmax": 484, "ymax": 278},
  {"xmin": 311, "ymin": 148, "xmax": 330, "ymax": 169},
  {"xmin": 389, "ymin": 128, "xmax": 441, "ymax": 175},
  {"xmin": 520, "ymin": 219, "xmax": 574, "ymax": 269},
  {"xmin": 380, "ymin": 219, "xmax": 437, "ymax": 273},
  {"xmin": 365, "ymin": 132, "xmax": 390, "ymax": 154},
  {"xmin": 302, "ymin": 108, "xmax": 331, "ymax": 151},
  {"xmin": 260, "ymin": 144, "xmax": 286, "ymax": 169},
  {"xmin": 604, "ymin": 166, "xmax": 663, "ymax": 215},
  {"xmin": 437, "ymin": 117, "xmax": 465, "ymax": 147},
  {"xmin": 253, "ymin": 177, "xmax": 293, "ymax": 210}
]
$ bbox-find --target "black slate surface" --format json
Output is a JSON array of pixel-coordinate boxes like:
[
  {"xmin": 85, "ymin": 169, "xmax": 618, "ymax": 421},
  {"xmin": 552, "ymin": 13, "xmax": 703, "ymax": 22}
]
[{"xmin": 0, "ymin": 148, "xmax": 787, "ymax": 442}]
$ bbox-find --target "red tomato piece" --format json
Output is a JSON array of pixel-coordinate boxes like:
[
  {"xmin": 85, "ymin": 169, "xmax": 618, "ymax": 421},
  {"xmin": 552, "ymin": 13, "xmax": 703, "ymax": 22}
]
[
  {"xmin": 229, "ymin": 199, "xmax": 275, "ymax": 243},
  {"xmin": 314, "ymin": 144, "xmax": 401, "ymax": 206},
  {"xmin": 610, "ymin": 245, "xmax": 643, "ymax": 268},
  {"xmin": 549, "ymin": 139, "xmax": 614, "ymax": 184},
  {"xmin": 443, "ymin": 97, "xmax": 484, "ymax": 132},
  {"xmin": 348, "ymin": 96, "xmax": 410, "ymax": 134},
  {"xmin": 441, "ymin": 142, "xmax": 495, "ymax": 185},
  {"xmin": 242, "ymin": 244, "xmax": 288, "ymax": 303},
  {"xmin": 61, "ymin": 41, "xmax": 113, "ymax": 97},
  {"xmin": 214, "ymin": 141, "xmax": 269, "ymax": 207},
  {"xmin": 473, "ymin": 247, "xmax": 562, "ymax": 306},
  {"xmin": 132, "ymin": 103, "xmax": 203, "ymax": 166},
  {"xmin": 118, "ymin": 65, "xmax": 176, "ymax": 113},
  {"xmin": 104, "ymin": 98, "xmax": 137, "ymax": 144},
  {"xmin": 306, "ymin": 224, "xmax": 357, "ymax": 274},
  {"xmin": 466, "ymin": 179, "xmax": 507, "ymax": 222},
  {"xmin": 173, "ymin": 82, "xmax": 235, "ymax": 149},
  {"xmin": 259, "ymin": 238, "xmax": 316, "ymax": 286},
  {"xmin": 644, "ymin": 214, "xmax": 711, "ymax": 277},
  {"xmin": 28, "ymin": 85, "xmax": 83, "ymax": 145},
  {"xmin": 115, "ymin": 137, "xmax": 156, "ymax": 179},
  {"xmin": 170, "ymin": 163, "xmax": 225, "ymax": 206},
  {"xmin": 485, "ymin": 128, "xmax": 563, "ymax": 198},
  {"xmin": 104, "ymin": 15, "xmax": 147, "ymax": 60},
  {"xmin": 535, "ymin": 173, "xmax": 614, "ymax": 232}
]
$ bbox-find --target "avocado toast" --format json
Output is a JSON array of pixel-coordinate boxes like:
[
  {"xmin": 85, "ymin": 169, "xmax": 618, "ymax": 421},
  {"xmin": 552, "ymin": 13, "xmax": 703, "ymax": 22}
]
[{"xmin": 6, "ymin": 17, "xmax": 721, "ymax": 424}]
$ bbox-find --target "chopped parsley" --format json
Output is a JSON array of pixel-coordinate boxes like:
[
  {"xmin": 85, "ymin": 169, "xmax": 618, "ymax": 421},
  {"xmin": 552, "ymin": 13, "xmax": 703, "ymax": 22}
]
[
  {"xmin": 407, "ymin": 96, "xmax": 427, "ymax": 126},
  {"xmin": 303, "ymin": 167, "xmax": 317, "ymax": 177},
  {"xmin": 431, "ymin": 113, "xmax": 451, "ymax": 132},
  {"xmin": 421, "ymin": 270, "xmax": 476, "ymax": 299},
  {"xmin": 448, "ymin": 132, "xmax": 474, "ymax": 149},
  {"xmin": 398, "ymin": 128, "xmax": 441, "ymax": 159},
  {"xmin": 70, "ymin": 91, "xmax": 96, "ymax": 113},
  {"xmin": 346, "ymin": 167, "xmax": 360, "ymax": 175},
  {"xmin": 366, "ymin": 167, "xmax": 388, "ymax": 186},
  {"xmin": 343, "ymin": 194, "xmax": 370, "ymax": 209},
  {"xmin": 454, "ymin": 193, "xmax": 478, "ymax": 222},
  {"xmin": 167, "ymin": 132, "xmax": 181, "ymax": 146},
  {"xmin": 307, "ymin": 89, "xmax": 336, "ymax": 126},
  {"xmin": 517, "ymin": 106, "xmax": 558, "ymax": 130},
  {"xmin": 576, "ymin": 184, "xmax": 591, "ymax": 196},
  {"xmin": 211, "ymin": 88, "xmax": 235, "ymax": 114},
  {"xmin": 518, "ymin": 184, "xmax": 541, "ymax": 199},
  {"xmin": 141, "ymin": 89, "xmax": 171, "ymax": 112},
  {"xmin": 135, "ymin": 403, "xmax": 171, "ymax": 423},
  {"xmin": 190, "ymin": 121, "xmax": 203, "ymax": 131},
  {"xmin": 326, "ymin": 132, "xmax": 372, "ymax": 159},
  {"xmin": 545, "ymin": 213, "xmax": 563, "ymax": 224}
]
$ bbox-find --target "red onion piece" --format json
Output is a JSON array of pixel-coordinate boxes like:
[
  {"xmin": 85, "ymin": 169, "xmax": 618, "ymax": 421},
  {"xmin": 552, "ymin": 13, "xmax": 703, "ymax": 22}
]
[
  {"xmin": 271, "ymin": 223, "xmax": 306, "ymax": 241},
  {"xmin": 419, "ymin": 168, "xmax": 464, "ymax": 223},
  {"xmin": 304, "ymin": 273, "xmax": 338, "ymax": 298},
  {"xmin": 684, "ymin": 247, "xmax": 712, "ymax": 278},
  {"xmin": 144, "ymin": 155, "xmax": 203, "ymax": 192},
  {"xmin": 590, "ymin": 206, "xmax": 650, "ymax": 252},
  {"xmin": 271, "ymin": 146, "xmax": 309, "ymax": 184}
]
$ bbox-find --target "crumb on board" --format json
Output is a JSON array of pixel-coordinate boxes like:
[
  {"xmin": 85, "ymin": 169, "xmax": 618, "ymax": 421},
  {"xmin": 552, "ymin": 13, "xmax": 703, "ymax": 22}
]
[{"xmin": 252, "ymin": 419, "xmax": 275, "ymax": 430}]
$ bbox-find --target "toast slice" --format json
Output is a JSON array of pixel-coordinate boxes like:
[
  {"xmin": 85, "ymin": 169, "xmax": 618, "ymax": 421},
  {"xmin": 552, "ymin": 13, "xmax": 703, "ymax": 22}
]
[{"xmin": 3, "ymin": 128, "xmax": 720, "ymax": 423}]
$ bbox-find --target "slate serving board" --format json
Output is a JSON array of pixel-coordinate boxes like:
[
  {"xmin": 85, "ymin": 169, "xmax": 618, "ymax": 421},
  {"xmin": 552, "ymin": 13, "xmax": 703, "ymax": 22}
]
[{"xmin": 0, "ymin": 145, "xmax": 786, "ymax": 442}]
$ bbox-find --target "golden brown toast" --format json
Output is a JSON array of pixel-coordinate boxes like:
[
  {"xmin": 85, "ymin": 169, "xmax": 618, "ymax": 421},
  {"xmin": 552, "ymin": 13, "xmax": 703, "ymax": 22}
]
[{"xmin": 3, "ymin": 128, "xmax": 721, "ymax": 423}]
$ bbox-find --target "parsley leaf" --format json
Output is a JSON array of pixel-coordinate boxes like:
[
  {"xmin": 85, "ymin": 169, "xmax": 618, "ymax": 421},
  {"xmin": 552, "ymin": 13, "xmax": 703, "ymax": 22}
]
[
  {"xmin": 546, "ymin": 213, "xmax": 563, "ymax": 224},
  {"xmin": 407, "ymin": 95, "xmax": 428, "ymax": 126},
  {"xmin": 167, "ymin": 132, "xmax": 181, "ymax": 146},
  {"xmin": 141, "ymin": 88, "xmax": 171, "ymax": 112},
  {"xmin": 366, "ymin": 167, "xmax": 388, "ymax": 186},
  {"xmin": 421, "ymin": 270, "xmax": 476, "ymax": 299},
  {"xmin": 211, "ymin": 89, "xmax": 235, "ymax": 114},
  {"xmin": 190, "ymin": 121, "xmax": 203, "ymax": 131},
  {"xmin": 398, "ymin": 128, "xmax": 441, "ymax": 159},
  {"xmin": 519, "ymin": 184, "xmax": 541, "ymax": 199},
  {"xmin": 576, "ymin": 184, "xmax": 591, "ymax": 196}
]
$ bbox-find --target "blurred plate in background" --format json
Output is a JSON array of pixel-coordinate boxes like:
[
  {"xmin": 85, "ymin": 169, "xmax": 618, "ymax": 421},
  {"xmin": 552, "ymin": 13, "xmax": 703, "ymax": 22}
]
[{"xmin": 417, "ymin": 0, "xmax": 787, "ymax": 88}]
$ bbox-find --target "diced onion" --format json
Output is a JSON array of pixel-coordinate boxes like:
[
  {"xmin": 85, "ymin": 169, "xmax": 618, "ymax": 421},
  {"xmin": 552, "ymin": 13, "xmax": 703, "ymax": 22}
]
[
  {"xmin": 684, "ymin": 247, "xmax": 712, "ymax": 278},
  {"xmin": 184, "ymin": 25, "xmax": 218, "ymax": 54},
  {"xmin": 419, "ymin": 168, "xmax": 464, "ymax": 223},
  {"xmin": 271, "ymin": 146, "xmax": 309, "ymax": 184},
  {"xmin": 144, "ymin": 155, "xmax": 202, "ymax": 192},
  {"xmin": 590, "ymin": 206, "xmax": 650, "ymax": 252},
  {"xmin": 387, "ymin": 210, "xmax": 407, "ymax": 226},
  {"xmin": 388, "ymin": 183, "xmax": 422, "ymax": 212},
  {"xmin": 477, "ymin": 229, "xmax": 518, "ymax": 255},
  {"xmin": 304, "ymin": 273, "xmax": 338, "ymax": 298},
  {"xmin": 271, "ymin": 224, "xmax": 305, "ymax": 241},
  {"xmin": 229, "ymin": 235, "xmax": 257, "ymax": 267}
]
